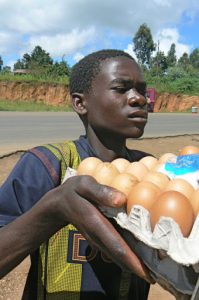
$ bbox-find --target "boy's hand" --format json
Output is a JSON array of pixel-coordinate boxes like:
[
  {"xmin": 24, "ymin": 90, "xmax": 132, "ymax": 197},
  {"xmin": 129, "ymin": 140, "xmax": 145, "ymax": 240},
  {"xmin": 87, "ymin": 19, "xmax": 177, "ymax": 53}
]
[{"xmin": 49, "ymin": 175, "xmax": 155, "ymax": 284}]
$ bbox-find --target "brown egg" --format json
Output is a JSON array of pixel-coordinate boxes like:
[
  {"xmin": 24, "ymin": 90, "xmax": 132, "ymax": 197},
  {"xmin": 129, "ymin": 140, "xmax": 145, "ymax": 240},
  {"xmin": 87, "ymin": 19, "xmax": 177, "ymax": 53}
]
[
  {"xmin": 150, "ymin": 191, "xmax": 195, "ymax": 237},
  {"xmin": 92, "ymin": 162, "xmax": 119, "ymax": 185},
  {"xmin": 143, "ymin": 171, "xmax": 170, "ymax": 190},
  {"xmin": 127, "ymin": 181, "xmax": 160, "ymax": 215},
  {"xmin": 164, "ymin": 178, "xmax": 194, "ymax": 200},
  {"xmin": 139, "ymin": 156, "xmax": 158, "ymax": 170},
  {"xmin": 111, "ymin": 158, "xmax": 130, "ymax": 173},
  {"xmin": 152, "ymin": 162, "xmax": 165, "ymax": 172},
  {"xmin": 159, "ymin": 153, "xmax": 177, "ymax": 164},
  {"xmin": 190, "ymin": 189, "xmax": 199, "ymax": 217},
  {"xmin": 125, "ymin": 161, "xmax": 149, "ymax": 181},
  {"xmin": 178, "ymin": 145, "xmax": 199, "ymax": 156},
  {"xmin": 77, "ymin": 157, "xmax": 102, "ymax": 176},
  {"xmin": 110, "ymin": 173, "xmax": 139, "ymax": 197}
]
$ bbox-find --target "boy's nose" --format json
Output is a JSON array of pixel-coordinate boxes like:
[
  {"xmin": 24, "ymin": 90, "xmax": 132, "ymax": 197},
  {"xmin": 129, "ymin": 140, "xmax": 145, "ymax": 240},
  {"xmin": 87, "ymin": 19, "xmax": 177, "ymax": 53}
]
[{"xmin": 127, "ymin": 89, "xmax": 147, "ymax": 107}]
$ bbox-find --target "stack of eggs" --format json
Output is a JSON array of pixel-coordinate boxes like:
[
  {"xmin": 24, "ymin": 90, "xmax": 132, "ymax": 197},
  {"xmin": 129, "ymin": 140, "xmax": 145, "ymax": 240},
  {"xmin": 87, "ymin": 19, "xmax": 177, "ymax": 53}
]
[{"xmin": 77, "ymin": 145, "xmax": 199, "ymax": 238}]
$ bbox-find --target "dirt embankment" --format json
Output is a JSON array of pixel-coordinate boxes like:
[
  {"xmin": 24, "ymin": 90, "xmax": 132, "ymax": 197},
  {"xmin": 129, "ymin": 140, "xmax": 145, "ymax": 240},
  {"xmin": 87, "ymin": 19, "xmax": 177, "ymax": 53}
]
[
  {"xmin": 0, "ymin": 81, "xmax": 71, "ymax": 106},
  {"xmin": 0, "ymin": 81, "xmax": 199, "ymax": 112},
  {"xmin": 154, "ymin": 93, "xmax": 199, "ymax": 112}
]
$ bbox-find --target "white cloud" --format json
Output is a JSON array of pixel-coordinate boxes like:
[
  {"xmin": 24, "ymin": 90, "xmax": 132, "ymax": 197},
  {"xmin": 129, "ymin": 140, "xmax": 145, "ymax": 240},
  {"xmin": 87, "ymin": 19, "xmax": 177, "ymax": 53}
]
[
  {"xmin": 0, "ymin": 0, "xmax": 198, "ymax": 64},
  {"xmin": 22, "ymin": 27, "xmax": 96, "ymax": 58},
  {"xmin": 124, "ymin": 44, "xmax": 137, "ymax": 60},
  {"xmin": 154, "ymin": 28, "xmax": 192, "ymax": 58},
  {"xmin": 73, "ymin": 53, "xmax": 85, "ymax": 63},
  {"xmin": 5, "ymin": 60, "xmax": 15, "ymax": 71},
  {"xmin": 152, "ymin": 0, "xmax": 171, "ymax": 7}
]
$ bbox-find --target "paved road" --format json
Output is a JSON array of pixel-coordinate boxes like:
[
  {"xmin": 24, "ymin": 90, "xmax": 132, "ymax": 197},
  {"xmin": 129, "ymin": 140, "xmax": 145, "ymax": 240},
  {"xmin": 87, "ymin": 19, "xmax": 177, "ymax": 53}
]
[{"xmin": 0, "ymin": 111, "xmax": 199, "ymax": 155}]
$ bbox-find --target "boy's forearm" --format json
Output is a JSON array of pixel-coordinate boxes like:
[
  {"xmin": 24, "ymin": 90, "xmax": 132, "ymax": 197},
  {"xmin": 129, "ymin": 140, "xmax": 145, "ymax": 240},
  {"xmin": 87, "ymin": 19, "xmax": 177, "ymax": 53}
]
[{"xmin": 0, "ymin": 190, "xmax": 64, "ymax": 279}]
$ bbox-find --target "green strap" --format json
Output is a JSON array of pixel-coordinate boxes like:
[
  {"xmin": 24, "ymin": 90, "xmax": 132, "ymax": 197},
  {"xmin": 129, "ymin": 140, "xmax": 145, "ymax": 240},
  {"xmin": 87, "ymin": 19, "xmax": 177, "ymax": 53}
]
[{"xmin": 43, "ymin": 141, "xmax": 81, "ymax": 182}]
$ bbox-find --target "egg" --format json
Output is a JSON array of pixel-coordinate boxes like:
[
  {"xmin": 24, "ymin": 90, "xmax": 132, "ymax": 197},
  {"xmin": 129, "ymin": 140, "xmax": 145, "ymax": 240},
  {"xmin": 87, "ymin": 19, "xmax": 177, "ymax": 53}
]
[
  {"xmin": 158, "ymin": 153, "xmax": 177, "ymax": 164},
  {"xmin": 164, "ymin": 178, "xmax": 194, "ymax": 200},
  {"xmin": 190, "ymin": 189, "xmax": 199, "ymax": 217},
  {"xmin": 139, "ymin": 156, "xmax": 158, "ymax": 170},
  {"xmin": 92, "ymin": 162, "xmax": 119, "ymax": 185},
  {"xmin": 150, "ymin": 191, "xmax": 195, "ymax": 237},
  {"xmin": 77, "ymin": 157, "xmax": 102, "ymax": 176},
  {"xmin": 125, "ymin": 161, "xmax": 149, "ymax": 181},
  {"xmin": 143, "ymin": 171, "xmax": 170, "ymax": 190},
  {"xmin": 111, "ymin": 158, "xmax": 130, "ymax": 173},
  {"xmin": 178, "ymin": 145, "xmax": 199, "ymax": 156},
  {"xmin": 110, "ymin": 173, "xmax": 139, "ymax": 197},
  {"xmin": 152, "ymin": 162, "xmax": 165, "ymax": 172},
  {"xmin": 127, "ymin": 181, "xmax": 160, "ymax": 215}
]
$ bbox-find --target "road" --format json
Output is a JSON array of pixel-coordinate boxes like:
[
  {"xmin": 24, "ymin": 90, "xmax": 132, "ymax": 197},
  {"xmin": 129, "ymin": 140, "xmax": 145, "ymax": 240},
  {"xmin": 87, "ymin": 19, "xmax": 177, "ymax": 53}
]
[{"xmin": 0, "ymin": 111, "xmax": 199, "ymax": 155}]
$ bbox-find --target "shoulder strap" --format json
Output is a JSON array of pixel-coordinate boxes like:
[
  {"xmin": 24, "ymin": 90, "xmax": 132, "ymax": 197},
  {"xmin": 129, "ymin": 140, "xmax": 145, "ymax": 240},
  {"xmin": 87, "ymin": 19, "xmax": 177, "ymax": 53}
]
[
  {"xmin": 29, "ymin": 141, "xmax": 81, "ymax": 185},
  {"xmin": 42, "ymin": 141, "xmax": 81, "ymax": 182}
]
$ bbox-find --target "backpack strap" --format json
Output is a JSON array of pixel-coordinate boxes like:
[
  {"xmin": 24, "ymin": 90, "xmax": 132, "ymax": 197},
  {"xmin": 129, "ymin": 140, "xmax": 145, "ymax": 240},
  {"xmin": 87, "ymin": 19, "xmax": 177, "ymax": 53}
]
[
  {"xmin": 44, "ymin": 141, "xmax": 81, "ymax": 182},
  {"xmin": 30, "ymin": 141, "xmax": 81, "ymax": 298},
  {"xmin": 30, "ymin": 141, "xmax": 81, "ymax": 184}
]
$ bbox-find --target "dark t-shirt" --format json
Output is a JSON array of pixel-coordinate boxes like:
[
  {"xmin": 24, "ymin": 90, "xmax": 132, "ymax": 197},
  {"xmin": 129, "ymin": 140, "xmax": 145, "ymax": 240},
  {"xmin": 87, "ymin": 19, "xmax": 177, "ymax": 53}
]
[{"xmin": 0, "ymin": 136, "xmax": 151, "ymax": 300}]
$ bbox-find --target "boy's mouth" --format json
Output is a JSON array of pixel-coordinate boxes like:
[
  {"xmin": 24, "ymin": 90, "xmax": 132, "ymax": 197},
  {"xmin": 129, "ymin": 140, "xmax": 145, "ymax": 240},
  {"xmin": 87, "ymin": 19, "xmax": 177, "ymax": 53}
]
[{"xmin": 128, "ymin": 110, "xmax": 148, "ymax": 121}]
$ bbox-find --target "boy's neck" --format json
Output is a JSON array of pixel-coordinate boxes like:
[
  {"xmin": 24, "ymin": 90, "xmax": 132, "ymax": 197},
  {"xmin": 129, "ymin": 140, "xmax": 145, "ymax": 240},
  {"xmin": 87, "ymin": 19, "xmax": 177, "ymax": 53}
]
[{"xmin": 86, "ymin": 129, "xmax": 127, "ymax": 162}]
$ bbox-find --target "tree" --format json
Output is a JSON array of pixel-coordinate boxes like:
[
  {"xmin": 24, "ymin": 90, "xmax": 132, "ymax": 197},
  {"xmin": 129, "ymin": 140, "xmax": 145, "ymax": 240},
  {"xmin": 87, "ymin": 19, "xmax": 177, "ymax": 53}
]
[
  {"xmin": 29, "ymin": 46, "xmax": 53, "ymax": 68},
  {"xmin": 151, "ymin": 51, "xmax": 168, "ymax": 75},
  {"xmin": 2, "ymin": 66, "xmax": 11, "ymax": 72},
  {"xmin": 21, "ymin": 53, "xmax": 31, "ymax": 69},
  {"xmin": 178, "ymin": 52, "xmax": 190, "ymax": 69},
  {"xmin": 167, "ymin": 43, "xmax": 177, "ymax": 67},
  {"xmin": 13, "ymin": 45, "xmax": 71, "ymax": 79},
  {"xmin": 14, "ymin": 59, "xmax": 25, "ymax": 70},
  {"xmin": 133, "ymin": 23, "xmax": 155, "ymax": 67},
  {"xmin": 46, "ymin": 61, "xmax": 70, "ymax": 78},
  {"xmin": 0, "ymin": 56, "xmax": 3, "ymax": 71},
  {"xmin": 14, "ymin": 46, "xmax": 53, "ymax": 72},
  {"xmin": 189, "ymin": 48, "xmax": 199, "ymax": 69}
]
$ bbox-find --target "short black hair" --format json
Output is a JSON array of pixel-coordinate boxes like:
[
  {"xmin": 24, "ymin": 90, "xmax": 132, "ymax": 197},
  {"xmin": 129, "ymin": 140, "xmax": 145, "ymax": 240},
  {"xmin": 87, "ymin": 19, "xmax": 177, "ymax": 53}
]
[{"xmin": 69, "ymin": 49, "xmax": 135, "ymax": 94}]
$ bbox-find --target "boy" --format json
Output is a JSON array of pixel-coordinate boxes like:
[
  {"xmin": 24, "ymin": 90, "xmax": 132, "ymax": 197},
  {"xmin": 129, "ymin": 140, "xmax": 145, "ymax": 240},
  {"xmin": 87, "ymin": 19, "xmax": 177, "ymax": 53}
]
[{"xmin": 0, "ymin": 49, "xmax": 154, "ymax": 299}]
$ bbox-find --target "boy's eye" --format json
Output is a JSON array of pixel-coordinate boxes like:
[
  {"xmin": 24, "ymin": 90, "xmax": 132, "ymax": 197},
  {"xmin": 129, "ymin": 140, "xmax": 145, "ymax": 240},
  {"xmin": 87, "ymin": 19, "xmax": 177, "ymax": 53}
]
[{"xmin": 112, "ymin": 86, "xmax": 127, "ymax": 93}]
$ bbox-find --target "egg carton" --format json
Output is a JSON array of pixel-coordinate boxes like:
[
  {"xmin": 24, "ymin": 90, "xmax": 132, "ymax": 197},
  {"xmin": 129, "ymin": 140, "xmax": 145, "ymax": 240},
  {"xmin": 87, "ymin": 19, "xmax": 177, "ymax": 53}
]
[
  {"xmin": 104, "ymin": 205, "xmax": 199, "ymax": 267},
  {"xmin": 63, "ymin": 167, "xmax": 199, "ymax": 296},
  {"xmin": 99, "ymin": 205, "xmax": 199, "ymax": 297}
]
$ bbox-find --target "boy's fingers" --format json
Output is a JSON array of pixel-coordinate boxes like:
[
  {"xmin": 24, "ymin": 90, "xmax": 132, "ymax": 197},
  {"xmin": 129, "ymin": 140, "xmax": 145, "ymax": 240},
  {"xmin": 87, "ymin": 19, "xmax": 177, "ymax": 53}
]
[
  {"xmin": 77, "ymin": 207, "xmax": 154, "ymax": 283},
  {"xmin": 75, "ymin": 175, "xmax": 127, "ymax": 207}
]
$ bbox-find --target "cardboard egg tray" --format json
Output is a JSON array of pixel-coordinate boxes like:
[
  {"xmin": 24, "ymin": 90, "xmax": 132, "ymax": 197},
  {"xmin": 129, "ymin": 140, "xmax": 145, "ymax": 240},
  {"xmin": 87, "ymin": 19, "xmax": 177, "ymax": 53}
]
[
  {"xmin": 100, "ymin": 204, "xmax": 199, "ymax": 297},
  {"xmin": 63, "ymin": 167, "xmax": 199, "ymax": 298}
]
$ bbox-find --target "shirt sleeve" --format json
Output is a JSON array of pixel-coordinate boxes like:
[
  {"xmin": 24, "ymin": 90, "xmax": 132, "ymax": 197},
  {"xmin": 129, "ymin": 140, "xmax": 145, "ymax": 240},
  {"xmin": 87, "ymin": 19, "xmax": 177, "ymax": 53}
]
[{"xmin": 0, "ymin": 148, "xmax": 60, "ymax": 227}]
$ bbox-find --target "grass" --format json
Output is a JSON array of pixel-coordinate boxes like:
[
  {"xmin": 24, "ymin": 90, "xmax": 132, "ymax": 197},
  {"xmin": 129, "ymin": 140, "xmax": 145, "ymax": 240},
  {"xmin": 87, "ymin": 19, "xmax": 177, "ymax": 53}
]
[
  {"xmin": 0, "ymin": 73, "xmax": 69, "ymax": 85},
  {"xmin": 0, "ymin": 99, "xmax": 73, "ymax": 112}
]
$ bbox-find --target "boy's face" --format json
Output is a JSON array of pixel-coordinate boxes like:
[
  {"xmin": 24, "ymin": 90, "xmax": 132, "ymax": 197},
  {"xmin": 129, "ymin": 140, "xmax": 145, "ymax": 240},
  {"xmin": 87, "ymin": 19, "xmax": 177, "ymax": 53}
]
[{"xmin": 84, "ymin": 56, "xmax": 148, "ymax": 139}]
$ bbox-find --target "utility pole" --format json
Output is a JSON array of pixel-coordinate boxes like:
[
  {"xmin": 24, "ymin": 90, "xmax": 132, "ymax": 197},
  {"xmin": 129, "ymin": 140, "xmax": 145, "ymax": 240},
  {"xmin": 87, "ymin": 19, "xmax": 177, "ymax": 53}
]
[{"xmin": 157, "ymin": 40, "xmax": 160, "ymax": 76}]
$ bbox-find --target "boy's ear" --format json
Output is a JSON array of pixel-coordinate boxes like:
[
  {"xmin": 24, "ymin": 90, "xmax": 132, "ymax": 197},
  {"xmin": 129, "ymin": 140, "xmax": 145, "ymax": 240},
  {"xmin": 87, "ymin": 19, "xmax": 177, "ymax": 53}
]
[{"xmin": 71, "ymin": 93, "xmax": 87, "ymax": 115}]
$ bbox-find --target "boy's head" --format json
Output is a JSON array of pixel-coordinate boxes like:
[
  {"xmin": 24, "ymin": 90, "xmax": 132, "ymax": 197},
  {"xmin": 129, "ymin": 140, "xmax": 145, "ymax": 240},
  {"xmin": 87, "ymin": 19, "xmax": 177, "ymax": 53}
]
[
  {"xmin": 69, "ymin": 49, "xmax": 135, "ymax": 95},
  {"xmin": 70, "ymin": 49, "xmax": 148, "ymax": 139}
]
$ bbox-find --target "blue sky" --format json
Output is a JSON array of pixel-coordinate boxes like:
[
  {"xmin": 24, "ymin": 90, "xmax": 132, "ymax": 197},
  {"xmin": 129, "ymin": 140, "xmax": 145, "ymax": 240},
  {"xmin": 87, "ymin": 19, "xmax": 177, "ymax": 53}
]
[{"xmin": 0, "ymin": 0, "xmax": 199, "ymax": 69}]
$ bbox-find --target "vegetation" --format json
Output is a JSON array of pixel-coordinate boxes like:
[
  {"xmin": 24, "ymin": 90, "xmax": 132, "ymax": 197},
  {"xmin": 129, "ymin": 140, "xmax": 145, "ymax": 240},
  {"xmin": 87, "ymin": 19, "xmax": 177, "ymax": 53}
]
[
  {"xmin": 0, "ymin": 24, "xmax": 199, "ymax": 96},
  {"xmin": 133, "ymin": 24, "xmax": 199, "ymax": 95},
  {"xmin": 0, "ymin": 99, "xmax": 72, "ymax": 112},
  {"xmin": 0, "ymin": 46, "xmax": 70, "ymax": 84},
  {"xmin": 0, "ymin": 72, "xmax": 69, "ymax": 85},
  {"xmin": 133, "ymin": 23, "xmax": 156, "ymax": 67}
]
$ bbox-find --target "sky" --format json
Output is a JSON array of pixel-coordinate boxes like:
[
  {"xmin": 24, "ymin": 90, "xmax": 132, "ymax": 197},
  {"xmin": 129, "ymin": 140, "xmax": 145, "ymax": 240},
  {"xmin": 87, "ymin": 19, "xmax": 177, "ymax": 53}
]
[{"xmin": 0, "ymin": 0, "xmax": 199, "ymax": 69}]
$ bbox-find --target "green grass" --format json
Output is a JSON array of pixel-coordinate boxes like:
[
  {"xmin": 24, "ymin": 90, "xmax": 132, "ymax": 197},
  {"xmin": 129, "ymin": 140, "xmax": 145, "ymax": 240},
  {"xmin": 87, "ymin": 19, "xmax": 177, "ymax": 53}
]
[
  {"xmin": 0, "ymin": 73, "xmax": 69, "ymax": 85},
  {"xmin": 145, "ymin": 75, "xmax": 199, "ymax": 96},
  {"xmin": 0, "ymin": 99, "xmax": 73, "ymax": 112}
]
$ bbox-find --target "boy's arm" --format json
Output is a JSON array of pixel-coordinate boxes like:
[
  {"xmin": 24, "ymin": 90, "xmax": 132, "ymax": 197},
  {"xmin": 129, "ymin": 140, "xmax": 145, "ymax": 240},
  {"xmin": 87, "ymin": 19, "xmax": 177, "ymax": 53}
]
[
  {"xmin": 0, "ymin": 190, "xmax": 62, "ymax": 278},
  {"xmin": 0, "ymin": 175, "xmax": 154, "ymax": 283}
]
